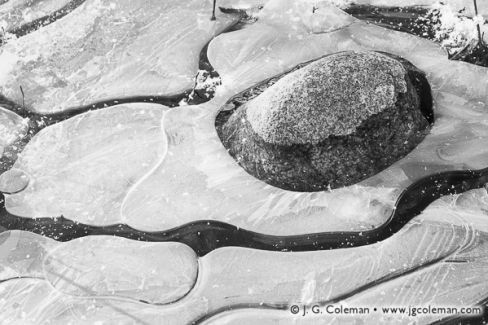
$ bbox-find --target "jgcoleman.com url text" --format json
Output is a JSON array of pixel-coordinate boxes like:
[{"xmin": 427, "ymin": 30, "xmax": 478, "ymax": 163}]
[{"xmin": 289, "ymin": 304, "xmax": 483, "ymax": 318}]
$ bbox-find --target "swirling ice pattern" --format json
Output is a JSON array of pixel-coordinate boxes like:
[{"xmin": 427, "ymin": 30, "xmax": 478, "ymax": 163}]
[{"xmin": 1, "ymin": 0, "xmax": 488, "ymax": 324}]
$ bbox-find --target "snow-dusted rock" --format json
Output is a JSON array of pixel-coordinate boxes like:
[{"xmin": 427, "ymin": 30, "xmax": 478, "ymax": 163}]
[
  {"xmin": 0, "ymin": 0, "xmax": 487, "ymax": 324},
  {"xmin": 0, "ymin": 0, "xmax": 238, "ymax": 113},
  {"xmin": 3, "ymin": 104, "xmax": 397, "ymax": 234},
  {"xmin": 43, "ymin": 236, "xmax": 198, "ymax": 304},
  {"xmin": 246, "ymin": 51, "xmax": 414, "ymax": 145},
  {"xmin": 208, "ymin": 1, "xmax": 488, "ymax": 187},
  {"xmin": 119, "ymin": 106, "xmax": 396, "ymax": 234},
  {"xmin": 218, "ymin": 51, "xmax": 432, "ymax": 191},
  {"xmin": 4, "ymin": 0, "xmax": 488, "ymax": 235}
]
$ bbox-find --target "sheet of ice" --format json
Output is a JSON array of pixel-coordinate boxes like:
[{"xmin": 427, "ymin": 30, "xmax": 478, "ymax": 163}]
[
  {"xmin": 120, "ymin": 104, "xmax": 395, "ymax": 234},
  {"xmin": 208, "ymin": 0, "xmax": 488, "ymax": 181},
  {"xmin": 0, "ymin": 230, "xmax": 56, "ymax": 280},
  {"xmin": 122, "ymin": 0, "xmax": 488, "ymax": 232},
  {"xmin": 43, "ymin": 236, "xmax": 198, "ymax": 304},
  {"xmin": 4, "ymin": 0, "xmax": 488, "ymax": 235},
  {"xmin": 2, "ymin": 1, "xmax": 488, "ymax": 324},
  {"xmin": 1, "ymin": 189, "xmax": 488, "ymax": 324},
  {"xmin": 202, "ymin": 190, "xmax": 488, "ymax": 325},
  {"xmin": 4, "ymin": 101, "xmax": 396, "ymax": 233},
  {"xmin": 257, "ymin": 0, "xmax": 357, "ymax": 34},
  {"xmin": 219, "ymin": 0, "xmax": 269, "ymax": 10},
  {"xmin": 5, "ymin": 103, "xmax": 169, "ymax": 224},
  {"xmin": 0, "ymin": 168, "xmax": 29, "ymax": 194},
  {"xmin": 0, "ymin": 0, "xmax": 238, "ymax": 113},
  {"xmin": 0, "ymin": 0, "xmax": 72, "ymax": 32},
  {"xmin": 0, "ymin": 232, "xmax": 198, "ymax": 306},
  {"xmin": 0, "ymin": 106, "xmax": 27, "ymax": 158}
]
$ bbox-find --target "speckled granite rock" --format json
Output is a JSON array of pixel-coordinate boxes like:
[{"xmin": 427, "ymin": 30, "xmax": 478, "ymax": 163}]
[{"xmin": 217, "ymin": 51, "xmax": 433, "ymax": 191}]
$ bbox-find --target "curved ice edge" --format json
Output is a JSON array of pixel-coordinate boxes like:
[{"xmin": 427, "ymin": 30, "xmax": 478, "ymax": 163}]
[
  {"xmin": 1, "ymin": 166, "xmax": 487, "ymax": 257},
  {"xmin": 0, "ymin": 16, "xmax": 244, "ymax": 174}
]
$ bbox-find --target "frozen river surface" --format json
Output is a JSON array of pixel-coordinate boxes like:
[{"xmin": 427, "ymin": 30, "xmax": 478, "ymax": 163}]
[{"xmin": 0, "ymin": 0, "xmax": 488, "ymax": 324}]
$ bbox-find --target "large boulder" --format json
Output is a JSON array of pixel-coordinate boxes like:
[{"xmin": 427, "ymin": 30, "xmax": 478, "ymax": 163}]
[{"xmin": 217, "ymin": 51, "xmax": 433, "ymax": 191}]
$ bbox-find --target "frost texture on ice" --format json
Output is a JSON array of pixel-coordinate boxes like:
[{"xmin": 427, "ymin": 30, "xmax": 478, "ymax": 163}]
[
  {"xmin": 0, "ymin": 0, "xmax": 238, "ymax": 113},
  {"xmin": 200, "ymin": 190, "xmax": 488, "ymax": 325},
  {"xmin": 219, "ymin": 0, "xmax": 269, "ymax": 10},
  {"xmin": 43, "ymin": 236, "xmax": 198, "ymax": 304},
  {"xmin": 5, "ymin": 103, "xmax": 169, "ymax": 224},
  {"xmin": 1, "ymin": 0, "xmax": 488, "ymax": 323},
  {"xmin": 0, "ymin": 106, "xmax": 27, "ymax": 158},
  {"xmin": 0, "ymin": 0, "xmax": 71, "ymax": 32},
  {"xmin": 4, "ymin": 0, "xmax": 488, "ymax": 236},
  {"xmin": 256, "ymin": 0, "xmax": 356, "ymax": 34},
  {"xmin": 0, "ymin": 168, "xmax": 29, "ymax": 194},
  {"xmin": 0, "ymin": 230, "xmax": 56, "ymax": 280},
  {"xmin": 1, "ymin": 189, "xmax": 488, "ymax": 324}
]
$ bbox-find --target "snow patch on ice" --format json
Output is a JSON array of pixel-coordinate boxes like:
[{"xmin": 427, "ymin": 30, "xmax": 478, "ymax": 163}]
[
  {"xmin": 430, "ymin": 2, "xmax": 487, "ymax": 50},
  {"xmin": 258, "ymin": 0, "xmax": 356, "ymax": 34}
]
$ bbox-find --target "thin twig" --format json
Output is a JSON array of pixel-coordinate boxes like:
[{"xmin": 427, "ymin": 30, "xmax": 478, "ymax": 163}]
[
  {"xmin": 211, "ymin": 0, "xmax": 216, "ymax": 20},
  {"xmin": 474, "ymin": 0, "xmax": 483, "ymax": 44},
  {"xmin": 19, "ymin": 85, "xmax": 25, "ymax": 110}
]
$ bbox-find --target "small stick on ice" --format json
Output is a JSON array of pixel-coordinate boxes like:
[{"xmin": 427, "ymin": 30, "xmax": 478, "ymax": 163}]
[
  {"xmin": 19, "ymin": 85, "xmax": 25, "ymax": 110},
  {"xmin": 473, "ymin": 0, "xmax": 483, "ymax": 44},
  {"xmin": 211, "ymin": 0, "xmax": 217, "ymax": 20}
]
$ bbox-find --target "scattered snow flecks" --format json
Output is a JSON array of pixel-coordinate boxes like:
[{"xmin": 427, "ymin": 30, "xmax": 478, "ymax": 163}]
[
  {"xmin": 0, "ymin": 0, "xmax": 72, "ymax": 32},
  {"xmin": 0, "ymin": 0, "xmax": 488, "ymax": 324},
  {"xmin": 1, "ymin": 189, "xmax": 488, "ymax": 324},
  {"xmin": 428, "ymin": 2, "xmax": 487, "ymax": 50},
  {"xmin": 0, "ymin": 0, "xmax": 238, "ymax": 114}
]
